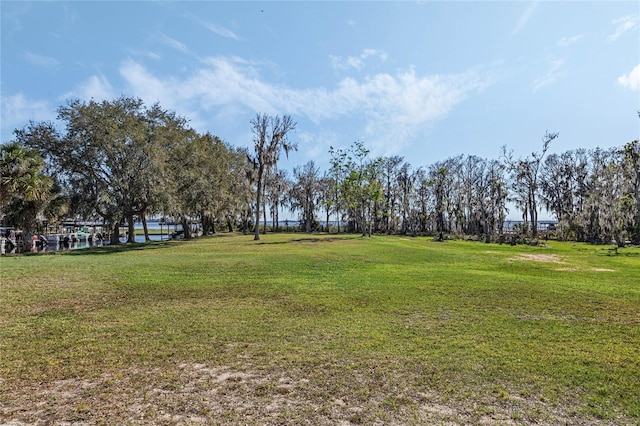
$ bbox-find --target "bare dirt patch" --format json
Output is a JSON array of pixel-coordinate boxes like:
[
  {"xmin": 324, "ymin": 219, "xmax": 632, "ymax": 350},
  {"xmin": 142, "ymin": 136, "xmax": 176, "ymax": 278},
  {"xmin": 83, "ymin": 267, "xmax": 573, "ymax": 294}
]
[
  {"xmin": 511, "ymin": 253, "xmax": 565, "ymax": 264},
  {"xmin": 0, "ymin": 363, "xmax": 630, "ymax": 425},
  {"xmin": 554, "ymin": 267, "xmax": 616, "ymax": 272}
]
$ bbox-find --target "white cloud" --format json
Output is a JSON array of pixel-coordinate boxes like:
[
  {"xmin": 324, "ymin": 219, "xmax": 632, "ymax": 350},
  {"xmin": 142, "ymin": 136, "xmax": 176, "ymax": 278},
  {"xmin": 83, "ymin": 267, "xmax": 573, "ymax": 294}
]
[
  {"xmin": 158, "ymin": 33, "xmax": 189, "ymax": 53},
  {"xmin": 24, "ymin": 52, "xmax": 60, "ymax": 68},
  {"xmin": 330, "ymin": 49, "xmax": 388, "ymax": 71},
  {"xmin": 617, "ymin": 64, "xmax": 640, "ymax": 91},
  {"xmin": 557, "ymin": 34, "xmax": 584, "ymax": 47},
  {"xmin": 117, "ymin": 56, "xmax": 493, "ymax": 155},
  {"xmin": 346, "ymin": 67, "xmax": 490, "ymax": 155},
  {"xmin": 118, "ymin": 59, "xmax": 208, "ymax": 130},
  {"xmin": 607, "ymin": 15, "xmax": 638, "ymax": 42},
  {"xmin": 61, "ymin": 74, "xmax": 115, "ymax": 101},
  {"xmin": 127, "ymin": 49, "xmax": 161, "ymax": 60},
  {"xmin": 0, "ymin": 93, "xmax": 54, "ymax": 139},
  {"xmin": 2, "ymin": 1, "xmax": 31, "ymax": 36},
  {"xmin": 511, "ymin": 2, "xmax": 538, "ymax": 36},
  {"xmin": 532, "ymin": 58, "xmax": 565, "ymax": 93},
  {"xmin": 118, "ymin": 60, "xmax": 178, "ymax": 106},
  {"xmin": 296, "ymin": 130, "xmax": 338, "ymax": 162},
  {"xmin": 201, "ymin": 21, "xmax": 238, "ymax": 40}
]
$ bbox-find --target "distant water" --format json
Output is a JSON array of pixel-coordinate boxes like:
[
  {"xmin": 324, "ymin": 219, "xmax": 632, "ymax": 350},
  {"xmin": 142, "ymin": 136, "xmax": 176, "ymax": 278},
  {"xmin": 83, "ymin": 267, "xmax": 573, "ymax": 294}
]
[
  {"xmin": 140, "ymin": 220, "xmax": 304, "ymax": 228},
  {"xmin": 8, "ymin": 234, "xmax": 166, "ymax": 254},
  {"xmin": 141, "ymin": 219, "xmax": 556, "ymax": 231}
]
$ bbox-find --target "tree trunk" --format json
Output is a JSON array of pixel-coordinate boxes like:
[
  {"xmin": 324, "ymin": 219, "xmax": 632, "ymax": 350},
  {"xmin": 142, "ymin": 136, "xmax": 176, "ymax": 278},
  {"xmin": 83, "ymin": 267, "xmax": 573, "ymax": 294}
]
[
  {"xmin": 243, "ymin": 206, "xmax": 250, "ymax": 234},
  {"xmin": 272, "ymin": 202, "xmax": 277, "ymax": 232},
  {"xmin": 360, "ymin": 201, "xmax": 368, "ymax": 237},
  {"xmin": 401, "ymin": 200, "xmax": 407, "ymax": 235},
  {"xmin": 305, "ymin": 203, "xmax": 312, "ymax": 232},
  {"xmin": 634, "ymin": 175, "xmax": 640, "ymax": 243},
  {"xmin": 530, "ymin": 200, "xmax": 538, "ymax": 239},
  {"xmin": 201, "ymin": 212, "xmax": 216, "ymax": 235},
  {"xmin": 182, "ymin": 218, "xmax": 192, "ymax": 239},
  {"xmin": 141, "ymin": 211, "xmax": 150, "ymax": 242},
  {"xmin": 20, "ymin": 230, "xmax": 34, "ymax": 252},
  {"xmin": 263, "ymin": 198, "xmax": 268, "ymax": 235},
  {"xmin": 201, "ymin": 213, "xmax": 207, "ymax": 235},
  {"xmin": 326, "ymin": 208, "xmax": 330, "ymax": 232},
  {"xmin": 110, "ymin": 222, "xmax": 120, "ymax": 245},
  {"xmin": 254, "ymin": 169, "xmax": 263, "ymax": 240},
  {"xmin": 127, "ymin": 215, "xmax": 136, "ymax": 243}
]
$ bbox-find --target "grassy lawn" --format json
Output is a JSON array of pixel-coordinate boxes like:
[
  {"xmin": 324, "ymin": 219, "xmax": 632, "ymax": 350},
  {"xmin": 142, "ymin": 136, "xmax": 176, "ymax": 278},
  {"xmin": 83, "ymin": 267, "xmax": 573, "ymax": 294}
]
[{"xmin": 0, "ymin": 234, "xmax": 638, "ymax": 425}]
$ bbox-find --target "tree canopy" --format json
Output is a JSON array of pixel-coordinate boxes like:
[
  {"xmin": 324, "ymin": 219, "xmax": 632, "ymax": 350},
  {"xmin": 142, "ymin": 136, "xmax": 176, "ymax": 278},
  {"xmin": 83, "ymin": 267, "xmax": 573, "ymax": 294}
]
[{"xmin": 2, "ymin": 96, "xmax": 638, "ymax": 246}]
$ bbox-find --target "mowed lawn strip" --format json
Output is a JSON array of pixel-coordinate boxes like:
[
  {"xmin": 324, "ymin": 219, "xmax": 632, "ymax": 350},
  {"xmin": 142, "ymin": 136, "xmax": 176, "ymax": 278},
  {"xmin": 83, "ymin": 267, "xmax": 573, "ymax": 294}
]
[{"xmin": 0, "ymin": 234, "xmax": 638, "ymax": 424}]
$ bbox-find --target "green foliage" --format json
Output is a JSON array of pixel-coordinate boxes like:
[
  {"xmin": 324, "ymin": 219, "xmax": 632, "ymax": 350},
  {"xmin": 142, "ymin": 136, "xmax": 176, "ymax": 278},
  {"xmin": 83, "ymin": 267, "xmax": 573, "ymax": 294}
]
[
  {"xmin": 290, "ymin": 161, "xmax": 321, "ymax": 232},
  {"xmin": 0, "ymin": 141, "xmax": 52, "ymax": 207},
  {"xmin": 621, "ymin": 139, "xmax": 640, "ymax": 242},
  {"xmin": 249, "ymin": 113, "xmax": 297, "ymax": 240},
  {"xmin": 11, "ymin": 98, "xmax": 247, "ymax": 242},
  {"xmin": 330, "ymin": 141, "xmax": 383, "ymax": 236},
  {"xmin": 0, "ymin": 142, "xmax": 63, "ymax": 237},
  {"xmin": 4, "ymin": 100, "xmax": 639, "ymax": 245}
]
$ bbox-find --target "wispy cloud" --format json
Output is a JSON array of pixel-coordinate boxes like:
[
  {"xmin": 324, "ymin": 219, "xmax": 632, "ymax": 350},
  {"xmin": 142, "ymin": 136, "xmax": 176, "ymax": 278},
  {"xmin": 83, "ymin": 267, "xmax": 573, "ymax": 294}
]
[
  {"xmin": 557, "ymin": 34, "xmax": 584, "ymax": 47},
  {"xmin": 48, "ymin": 3, "xmax": 79, "ymax": 40},
  {"xmin": 117, "ymin": 56, "xmax": 494, "ymax": 155},
  {"xmin": 330, "ymin": 49, "xmax": 388, "ymax": 71},
  {"xmin": 127, "ymin": 49, "xmax": 162, "ymax": 60},
  {"xmin": 607, "ymin": 15, "xmax": 638, "ymax": 42},
  {"xmin": 511, "ymin": 2, "xmax": 538, "ymax": 36},
  {"xmin": 200, "ymin": 21, "xmax": 239, "ymax": 40},
  {"xmin": 617, "ymin": 64, "xmax": 640, "ymax": 91},
  {"xmin": 158, "ymin": 33, "xmax": 189, "ymax": 53},
  {"xmin": 0, "ymin": 93, "xmax": 54, "ymax": 138},
  {"xmin": 62, "ymin": 74, "xmax": 115, "ymax": 101},
  {"xmin": 2, "ymin": 1, "xmax": 32, "ymax": 37},
  {"xmin": 24, "ymin": 52, "xmax": 60, "ymax": 69},
  {"xmin": 118, "ymin": 60, "xmax": 173, "ymax": 102},
  {"xmin": 336, "ymin": 67, "xmax": 492, "ymax": 155},
  {"xmin": 532, "ymin": 58, "xmax": 565, "ymax": 93}
]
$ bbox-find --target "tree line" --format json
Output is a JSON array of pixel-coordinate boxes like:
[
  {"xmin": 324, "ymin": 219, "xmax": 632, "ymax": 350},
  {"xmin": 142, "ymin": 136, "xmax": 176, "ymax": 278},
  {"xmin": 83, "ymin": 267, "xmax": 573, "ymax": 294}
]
[{"xmin": 1, "ymin": 96, "xmax": 639, "ymax": 247}]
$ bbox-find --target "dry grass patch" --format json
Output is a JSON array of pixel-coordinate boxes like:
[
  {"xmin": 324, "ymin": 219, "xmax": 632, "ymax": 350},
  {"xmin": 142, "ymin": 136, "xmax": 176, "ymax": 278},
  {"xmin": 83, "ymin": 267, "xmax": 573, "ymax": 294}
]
[
  {"xmin": 510, "ymin": 253, "xmax": 565, "ymax": 263},
  {"xmin": 1, "ymin": 362, "xmax": 626, "ymax": 426},
  {"xmin": 554, "ymin": 267, "xmax": 615, "ymax": 272}
]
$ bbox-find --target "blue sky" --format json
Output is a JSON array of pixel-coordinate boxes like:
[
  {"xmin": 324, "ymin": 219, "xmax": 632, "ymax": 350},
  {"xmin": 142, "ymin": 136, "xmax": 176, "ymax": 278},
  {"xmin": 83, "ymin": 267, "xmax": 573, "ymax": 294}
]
[{"xmin": 2, "ymin": 1, "xmax": 639, "ymax": 173}]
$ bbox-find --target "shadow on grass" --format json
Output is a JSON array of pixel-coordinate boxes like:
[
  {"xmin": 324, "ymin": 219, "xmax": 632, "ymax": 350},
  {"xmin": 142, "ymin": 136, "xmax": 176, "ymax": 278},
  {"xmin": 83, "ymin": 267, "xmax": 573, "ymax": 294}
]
[
  {"xmin": 48, "ymin": 240, "xmax": 176, "ymax": 256},
  {"xmin": 598, "ymin": 246, "xmax": 640, "ymax": 257},
  {"xmin": 254, "ymin": 234, "xmax": 358, "ymax": 245},
  {"xmin": 71, "ymin": 233, "xmax": 244, "ymax": 254}
]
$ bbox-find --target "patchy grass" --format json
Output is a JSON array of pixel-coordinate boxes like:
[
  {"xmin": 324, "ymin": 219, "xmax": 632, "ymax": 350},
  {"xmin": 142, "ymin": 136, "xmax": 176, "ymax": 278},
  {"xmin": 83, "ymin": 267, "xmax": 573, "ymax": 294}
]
[{"xmin": 0, "ymin": 234, "xmax": 638, "ymax": 425}]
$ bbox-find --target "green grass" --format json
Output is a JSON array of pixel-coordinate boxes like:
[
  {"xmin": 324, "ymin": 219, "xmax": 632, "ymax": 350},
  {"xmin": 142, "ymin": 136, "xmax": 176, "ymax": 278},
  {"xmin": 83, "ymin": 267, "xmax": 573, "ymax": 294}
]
[{"xmin": 1, "ymin": 234, "xmax": 638, "ymax": 424}]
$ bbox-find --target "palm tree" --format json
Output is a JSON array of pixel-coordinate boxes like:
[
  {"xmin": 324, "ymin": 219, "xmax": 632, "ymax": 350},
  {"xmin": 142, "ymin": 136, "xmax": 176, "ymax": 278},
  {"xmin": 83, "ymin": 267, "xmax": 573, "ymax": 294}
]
[
  {"xmin": 1, "ymin": 142, "xmax": 50, "ymax": 206},
  {"xmin": 0, "ymin": 142, "xmax": 54, "ymax": 246}
]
